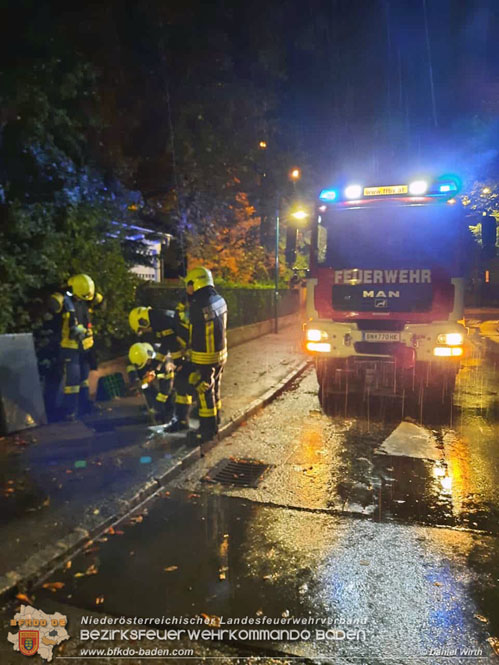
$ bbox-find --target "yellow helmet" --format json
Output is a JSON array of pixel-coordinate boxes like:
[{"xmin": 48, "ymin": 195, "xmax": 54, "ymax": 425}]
[
  {"xmin": 128, "ymin": 342, "xmax": 155, "ymax": 369},
  {"xmin": 185, "ymin": 266, "xmax": 214, "ymax": 292},
  {"xmin": 175, "ymin": 301, "xmax": 189, "ymax": 325},
  {"xmin": 129, "ymin": 306, "xmax": 151, "ymax": 333},
  {"xmin": 68, "ymin": 274, "xmax": 95, "ymax": 300}
]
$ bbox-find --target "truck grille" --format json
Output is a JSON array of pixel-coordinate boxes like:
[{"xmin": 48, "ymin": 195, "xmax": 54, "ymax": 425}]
[
  {"xmin": 354, "ymin": 342, "xmax": 403, "ymax": 355},
  {"xmin": 355, "ymin": 320, "xmax": 406, "ymax": 331}
]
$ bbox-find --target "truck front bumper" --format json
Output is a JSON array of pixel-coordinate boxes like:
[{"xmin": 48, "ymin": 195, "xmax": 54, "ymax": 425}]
[{"xmin": 304, "ymin": 320, "xmax": 467, "ymax": 365}]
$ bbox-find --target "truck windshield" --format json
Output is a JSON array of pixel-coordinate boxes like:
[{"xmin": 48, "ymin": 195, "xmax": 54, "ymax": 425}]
[{"xmin": 318, "ymin": 204, "xmax": 472, "ymax": 272}]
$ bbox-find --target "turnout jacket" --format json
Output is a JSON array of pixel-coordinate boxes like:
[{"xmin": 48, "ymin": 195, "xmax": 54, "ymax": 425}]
[
  {"xmin": 48, "ymin": 291, "xmax": 103, "ymax": 351},
  {"xmin": 189, "ymin": 286, "xmax": 227, "ymax": 365},
  {"xmin": 148, "ymin": 307, "xmax": 189, "ymax": 364}
]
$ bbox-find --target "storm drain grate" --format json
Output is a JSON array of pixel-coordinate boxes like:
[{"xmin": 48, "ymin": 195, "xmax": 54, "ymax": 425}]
[{"xmin": 203, "ymin": 458, "xmax": 272, "ymax": 488}]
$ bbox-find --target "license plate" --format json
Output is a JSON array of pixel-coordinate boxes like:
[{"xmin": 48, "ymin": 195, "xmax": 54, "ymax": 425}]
[
  {"xmin": 362, "ymin": 332, "xmax": 401, "ymax": 342},
  {"xmin": 363, "ymin": 185, "xmax": 408, "ymax": 196}
]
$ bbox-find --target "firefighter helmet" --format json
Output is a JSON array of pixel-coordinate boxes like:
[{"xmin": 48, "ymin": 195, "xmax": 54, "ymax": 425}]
[
  {"xmin": 129, "ymin": 342, "xmax": 155, "ymax": 369},
  {"xmin": 185, "ymin": 266, "xmax": 214, "ymax": 292},
  {"xmin": 129, "ymin": 307, "xmax": 151, "ymax": 333},
  {"xmin": 68, "ymin": 274, "xmax": 95, "ymax": 300}
]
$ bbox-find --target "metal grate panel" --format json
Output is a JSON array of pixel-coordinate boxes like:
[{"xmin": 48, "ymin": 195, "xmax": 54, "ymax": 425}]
[{"xmin": 203, "ymin": 458, "xmax": 272, "ymax": 488}]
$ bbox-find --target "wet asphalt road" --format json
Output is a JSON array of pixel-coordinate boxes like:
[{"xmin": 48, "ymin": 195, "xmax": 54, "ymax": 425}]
[{"xmin": 2, "ymin": 350, "xmax": 499, "ymax": 665}]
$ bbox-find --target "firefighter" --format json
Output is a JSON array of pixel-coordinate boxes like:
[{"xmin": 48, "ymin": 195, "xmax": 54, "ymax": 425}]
[
  {"xmin": 126, "ymin": 342, "xmax": 174, "ymax": 423},
  {"xmin": 48, "ymin": 274, "xmax": 103, "ymax": 420},
  {"xmin": 128, "ymin": 304, "xmax": 191, "ymax": 428},
  {"xmin": 184, "ymin": 266, "xmax": 227, "ymax": 445}
]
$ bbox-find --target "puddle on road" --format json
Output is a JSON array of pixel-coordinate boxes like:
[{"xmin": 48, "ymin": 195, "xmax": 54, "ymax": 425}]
[
  {"xmin": 31, "ymin": 489, "xmax": 496, "ymax": 661},
  {"xmin": 373, "ymin": 454, "xmax": 455, "ymax": 528}
]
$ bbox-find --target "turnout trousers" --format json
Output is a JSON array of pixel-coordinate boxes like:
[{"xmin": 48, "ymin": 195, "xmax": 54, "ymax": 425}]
[
  {"xmin": 59, "ymin": 348, "xmax": 91, "ymax": 417},
  {"xmin": 171, "ymin": 363, "xmax": 194, "ymax": 427},
  {"xmin": 154, "ymin": 367, "xmax": 175, "ymax": 423},
  {"xmin": 189, "ymin": 363, "xmax": 224, "ymax": 439}
]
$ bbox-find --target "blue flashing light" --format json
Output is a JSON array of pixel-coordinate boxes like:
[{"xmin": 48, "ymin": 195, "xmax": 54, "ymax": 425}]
[
  {"xmin": 437, "ymin": 173, "xmax": 461, "ymax": 194},
  {"xmin": 319, "ymin": 188, "xmax": 338, "ymax": 202},
  {"xmin": 439, "ymin": 182, "xmax": 457, "ymax": 193}
]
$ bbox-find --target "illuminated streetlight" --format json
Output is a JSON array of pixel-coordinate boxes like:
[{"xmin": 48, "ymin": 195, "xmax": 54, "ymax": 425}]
[
  {"xmin": 291, "ymin": 209, "xmax": 308, "ymax": 221},
  {"xmin": 290, "ymin": 168, "xmax": 301, "ymax": 181},
  {"xmin": 259, "ymin": 141, "xmax": 267, "ymax": 149}
]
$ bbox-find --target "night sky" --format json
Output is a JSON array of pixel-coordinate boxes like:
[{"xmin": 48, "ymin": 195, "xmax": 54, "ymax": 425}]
[{"xmin": 2, "ymin": 0, "xmax": 499, "ymax": 194}]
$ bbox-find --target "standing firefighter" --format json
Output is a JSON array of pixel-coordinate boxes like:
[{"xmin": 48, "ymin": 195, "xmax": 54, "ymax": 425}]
[
  {"xmin": 48, "ymin": 274, "xmax": 103, "ymax": 420},
  {"xmin": 185, "ymin": 267, "xmax": 227, "ymax": 445},
  {"xmin": 128, "ymin": 305, "xmax": 189, "ymax": 425}
]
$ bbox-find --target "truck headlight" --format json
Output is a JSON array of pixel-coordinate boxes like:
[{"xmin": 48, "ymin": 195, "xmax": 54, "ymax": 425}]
[
  {"xmin": 306, "ymin": 342, "xmax": 332, "ymax": 353},
  {"xmin": 437, "ymin": 332, "xmax": 463, "ymax": 346},
  {"xmin": 433, "ymin": 346, "xmax": 463, "ymax": 357},
  {"xmin": 306, "ymin": 329, "xmax": 328, "ymax": 342}
]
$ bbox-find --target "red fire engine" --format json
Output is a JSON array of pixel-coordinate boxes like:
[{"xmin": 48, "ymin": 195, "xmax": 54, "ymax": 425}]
[{"xmin": 304, "ymin": 177, "xmax": 472, "ymax": 409}]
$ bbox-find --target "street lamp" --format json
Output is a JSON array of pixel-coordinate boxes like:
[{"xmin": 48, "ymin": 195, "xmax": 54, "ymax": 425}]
[
  {"xmin": 259, "ymin": 140, "xmax": 267, "ymax": 149},
  {"xmin": 274, "ymin": 168, "xmax": 303, "ymax": 334},
  {"xmin": 291, "ymin": 209, "xmax": 308, "ymax": 222}
]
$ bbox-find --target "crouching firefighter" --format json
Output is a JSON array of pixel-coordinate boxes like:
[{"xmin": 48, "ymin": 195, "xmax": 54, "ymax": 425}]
[
  {"xmin": 127, "ymin": 342, "xmax": 175, "ymax": 423},
  {"xmin": 185, "ymin": 267, "xmax": 227, "ymax": 445},
  {"xmin": 48, "ymin": 274, "xmax": 104, "ymax": 420},
  {"xmin": 128, "ymin": 304, "xmax": 190, "ymax": 427}
]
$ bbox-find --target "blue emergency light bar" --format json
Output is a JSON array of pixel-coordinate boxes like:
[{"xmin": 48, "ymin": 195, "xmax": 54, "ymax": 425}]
[{"xmin": 319, "ymin": 176, "xmax": 460, "ymax": 205}]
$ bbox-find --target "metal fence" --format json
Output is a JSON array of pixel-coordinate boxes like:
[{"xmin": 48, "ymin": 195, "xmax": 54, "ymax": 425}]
[{"xmin": 137, "ymin": 285, "xmax": 301, "ymax": 329}]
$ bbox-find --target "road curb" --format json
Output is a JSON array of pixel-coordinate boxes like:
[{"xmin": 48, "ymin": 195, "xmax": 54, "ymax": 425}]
[{"xmin": 0, "ymin": 359, "xmax": 311, "ymax": 602}]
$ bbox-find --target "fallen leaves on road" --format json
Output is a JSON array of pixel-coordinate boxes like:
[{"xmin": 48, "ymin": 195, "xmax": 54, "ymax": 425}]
[
  {"xmin": 64, "ymin": 561, "xmax": 72, "ymax": 570},
  {"xmin": 42, "ymin": 582, "xmax": 65, "ymax": 592},
  {"xmin": 433, "ymin": 581, "xmax": 443, "ymax": 587},
  {"xmin": 107, "ymin": 526, "xmax": 125, "ymax": 536},
  {"xmin": 359, "ymin": 560, "xmax": 370, "ymax": 566},
  {"xmin": 16, "ymin": 593, "xmax": 33, "ymax": 605},
  {"xmin": 84, "ymin": 547, "xmax": 100, "ymax": 555},
  {"xmin": 128, "ymin": 515, "xmax": 143, "ymax": 525},
  {"xmin": 163, "ymin": 566, "xmax": 178, "ymax": 573},
  {"xmin": 41, "ymin": 497, "xmax": 50, "ymax": 507},
  {"xmin": 488, "ymin": 637, "xmax": 499, "ymax": 656},
  {"xmin": 475, "ymin": 614, "xmax": 488, "ymax": 623},
  {"xmin": 75, "ymin": 563, "xmax": 99, "ymax": 578}
]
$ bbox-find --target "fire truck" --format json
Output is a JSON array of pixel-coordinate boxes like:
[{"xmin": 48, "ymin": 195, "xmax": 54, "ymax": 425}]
[{"xmin": 304, "ymin": 177, "xmax": 472, "ymax": 409}]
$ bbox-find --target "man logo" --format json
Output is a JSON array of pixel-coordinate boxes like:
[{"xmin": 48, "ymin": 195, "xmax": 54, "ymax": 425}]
[
  {"xmin": 19, "ymin": 631, "xmax": 39, "ymax": 656},
  {"xmin": 374, "ymin": 299, "xmax": 388, "ymax": 308}
]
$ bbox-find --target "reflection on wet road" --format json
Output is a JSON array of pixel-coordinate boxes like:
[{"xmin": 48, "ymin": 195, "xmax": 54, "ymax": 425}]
[
  {"xmin": 33, "ymin": 489, "xmax": 496, "ymax": 663},
  {"xmin": 11, "ymin": 343, "xmax": 499, "ymax": 664}
]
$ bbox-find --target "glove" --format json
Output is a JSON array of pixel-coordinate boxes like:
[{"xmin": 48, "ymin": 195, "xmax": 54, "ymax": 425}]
[{"xmin": 72, "ymin": 324, "xmax": 87, "ymax": 341}]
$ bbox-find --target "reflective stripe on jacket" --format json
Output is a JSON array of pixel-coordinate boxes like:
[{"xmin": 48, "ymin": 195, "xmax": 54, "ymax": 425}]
[{"xmin": 189, "ymin": 287, "xmax": 227, "ymax": 365}]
